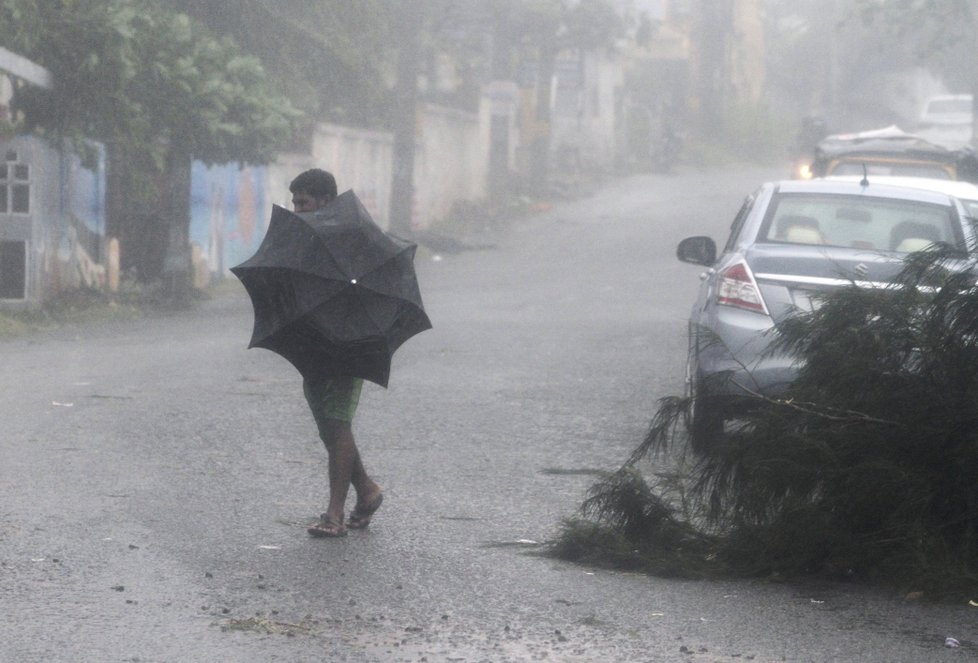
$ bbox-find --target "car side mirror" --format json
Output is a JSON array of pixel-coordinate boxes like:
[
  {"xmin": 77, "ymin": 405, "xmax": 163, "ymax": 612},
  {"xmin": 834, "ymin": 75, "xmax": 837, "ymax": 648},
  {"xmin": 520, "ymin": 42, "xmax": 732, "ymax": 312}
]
[{"xmin": 677, "ymin": 236, "xmax": 717, "ymax": 266}]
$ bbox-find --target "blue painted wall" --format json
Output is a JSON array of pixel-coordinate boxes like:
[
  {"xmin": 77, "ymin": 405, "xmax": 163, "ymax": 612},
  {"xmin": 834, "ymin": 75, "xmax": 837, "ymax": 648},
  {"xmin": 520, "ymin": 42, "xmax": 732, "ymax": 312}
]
[{"xmin": 189, "ymin": 161, "xmax": 267, "ymax": 277}]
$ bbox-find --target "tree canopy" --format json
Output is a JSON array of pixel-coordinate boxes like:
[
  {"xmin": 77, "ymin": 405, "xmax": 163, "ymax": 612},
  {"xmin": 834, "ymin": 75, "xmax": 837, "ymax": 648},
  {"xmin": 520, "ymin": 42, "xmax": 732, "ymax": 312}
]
[
  {"xmin": 853, "ymin": 0, "xmax": 978, "ymax": 91},
  {"xmin": 0, "ymin": 0, "xmax": 298, "ymax": 166},
  {"xmin": 170, "ymin": 0, "xmax": 394, "ymax": 129}
]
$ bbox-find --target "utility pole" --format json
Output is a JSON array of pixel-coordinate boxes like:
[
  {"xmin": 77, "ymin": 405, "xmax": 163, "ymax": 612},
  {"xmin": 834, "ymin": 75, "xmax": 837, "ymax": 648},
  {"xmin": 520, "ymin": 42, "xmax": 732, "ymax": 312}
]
[
  {"xmin": 823, "ymin": 0, "xmax": 840, "ymax": 124},
  {"xmin": 528, "ymin": 38, "xmax": 556, "ymax": 193},
  {"xmin": 161, "ymin": 144, "xmax": 193, "ymax": 303},
  {"xmin": 693, "ymin": 0, "xmax": 733, "ymax": 134},
  {"xmin": 488, "ymin": 10, "xmax": 514, "ymax": 199},
  {"xmin": 389, "ymin": 2, "xmax": 422, "ymax": 236},
  {"xmin": 969, "ymin": 3, "xmax": 978, "ymax": 149}
]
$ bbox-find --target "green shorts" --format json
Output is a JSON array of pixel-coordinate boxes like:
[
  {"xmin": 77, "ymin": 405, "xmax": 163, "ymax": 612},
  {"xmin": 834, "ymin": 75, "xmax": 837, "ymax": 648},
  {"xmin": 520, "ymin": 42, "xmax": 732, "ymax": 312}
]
[{"xmin": 303, "ymin": 377, "xmax": 363, "ymax": 429}]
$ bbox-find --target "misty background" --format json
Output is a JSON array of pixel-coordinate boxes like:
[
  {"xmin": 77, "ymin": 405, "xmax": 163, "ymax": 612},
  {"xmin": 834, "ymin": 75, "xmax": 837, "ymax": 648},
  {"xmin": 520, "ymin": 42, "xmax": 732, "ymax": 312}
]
[{"xmin": 0, "ymin": 0, "xmax": 975, "ymax": 308}]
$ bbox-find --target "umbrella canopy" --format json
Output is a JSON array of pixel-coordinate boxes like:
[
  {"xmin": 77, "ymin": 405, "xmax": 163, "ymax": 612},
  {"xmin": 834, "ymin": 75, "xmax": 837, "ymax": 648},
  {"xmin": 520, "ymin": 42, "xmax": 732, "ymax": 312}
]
[{"xmin": 231, "ymin": 190, "xmax": 432, "ymax": 387}]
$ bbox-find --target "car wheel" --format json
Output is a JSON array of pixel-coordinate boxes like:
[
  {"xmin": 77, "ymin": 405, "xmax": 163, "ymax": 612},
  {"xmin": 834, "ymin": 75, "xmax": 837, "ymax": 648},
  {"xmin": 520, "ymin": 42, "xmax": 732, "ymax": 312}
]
[{"xmin": 685, "ymin": 353, "xmax": 724, "ymax": 454}]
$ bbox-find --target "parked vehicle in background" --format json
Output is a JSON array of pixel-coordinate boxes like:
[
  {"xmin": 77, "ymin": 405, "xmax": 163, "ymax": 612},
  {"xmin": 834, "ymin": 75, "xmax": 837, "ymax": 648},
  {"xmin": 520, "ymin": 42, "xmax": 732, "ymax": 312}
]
[
  {"xmin": 916, "ymin": 94, "xmax": 973, "ymax": 149},
  {"xmin": 676, "ymin": 178, "xmax": 977, "ymax": 452},
  {"xmin": 800, "ymin": 125, "xmax": 978, "ymax": 183}
]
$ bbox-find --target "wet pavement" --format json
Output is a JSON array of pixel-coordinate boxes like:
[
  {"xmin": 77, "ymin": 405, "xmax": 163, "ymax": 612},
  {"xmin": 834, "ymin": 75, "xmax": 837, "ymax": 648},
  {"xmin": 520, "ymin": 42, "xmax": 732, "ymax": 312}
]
[{"xmin": 2, "ymin": 165, "xmax": 976, "ymax": 662}]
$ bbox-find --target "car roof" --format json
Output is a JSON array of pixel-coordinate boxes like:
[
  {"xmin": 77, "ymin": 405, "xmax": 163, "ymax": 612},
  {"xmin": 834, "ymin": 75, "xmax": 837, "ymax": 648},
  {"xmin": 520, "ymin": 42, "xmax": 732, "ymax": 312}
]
[
  {"xmin": 814, "ymin": 125, "xmax": 958, "ymax": 160},
  {"xmin": 768, "ymin": 178, "xmax": 958, "ymax": 205},
  {"xmin": 822, "ymin": 175, "xmax": 978, "ymax": 202}
]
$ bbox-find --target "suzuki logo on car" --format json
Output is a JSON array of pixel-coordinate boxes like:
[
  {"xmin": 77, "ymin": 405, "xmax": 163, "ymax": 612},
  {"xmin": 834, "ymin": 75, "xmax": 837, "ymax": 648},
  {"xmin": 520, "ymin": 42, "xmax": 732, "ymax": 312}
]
[{"xmin": 853, "ymin": 263, "xmax": 869, "ymax": 279}]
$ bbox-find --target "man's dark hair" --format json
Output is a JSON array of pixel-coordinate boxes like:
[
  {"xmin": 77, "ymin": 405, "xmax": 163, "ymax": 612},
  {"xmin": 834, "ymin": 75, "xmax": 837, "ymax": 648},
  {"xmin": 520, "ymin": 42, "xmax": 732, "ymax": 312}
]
[{"xmin": 289, "ymin": 168, "xmax": 337, "ymax": 199}]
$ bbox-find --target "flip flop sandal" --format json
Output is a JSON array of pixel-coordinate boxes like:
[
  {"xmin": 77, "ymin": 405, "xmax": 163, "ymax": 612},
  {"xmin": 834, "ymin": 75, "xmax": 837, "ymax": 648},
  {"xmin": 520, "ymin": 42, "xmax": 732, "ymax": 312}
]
[
  {"xmin": 348, "ymin": 492, "xmax": 384, "ymax": 530},
  {"xmin": 307, "ymin": 517, "xmax": 347, "ymax": 538}
]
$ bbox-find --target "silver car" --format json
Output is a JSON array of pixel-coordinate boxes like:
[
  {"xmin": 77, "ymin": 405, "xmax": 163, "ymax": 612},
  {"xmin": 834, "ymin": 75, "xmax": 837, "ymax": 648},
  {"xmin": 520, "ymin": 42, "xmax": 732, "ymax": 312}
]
[{"xmin": 677, "ymin": 178, "xmax": 977, "ymax": 452}]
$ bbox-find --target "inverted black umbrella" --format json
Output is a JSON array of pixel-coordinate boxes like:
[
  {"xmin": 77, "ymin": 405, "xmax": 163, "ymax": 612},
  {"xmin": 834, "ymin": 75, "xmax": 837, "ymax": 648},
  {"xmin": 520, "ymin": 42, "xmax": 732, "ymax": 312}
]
[{"xmin": 230, "ymin": 190, "xmax": 432, "ymax": 387}]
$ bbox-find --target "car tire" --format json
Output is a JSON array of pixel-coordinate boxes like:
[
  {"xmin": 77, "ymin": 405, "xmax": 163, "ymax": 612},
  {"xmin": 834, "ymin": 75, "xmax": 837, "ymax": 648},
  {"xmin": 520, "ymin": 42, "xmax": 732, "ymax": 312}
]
[
  {"xmin": 685, "ymin": 353, "xmax": 724, "ymax": 454},
  {"xmin": 689, "ymin": 390, "xmax": 724, "ymax": 454}
]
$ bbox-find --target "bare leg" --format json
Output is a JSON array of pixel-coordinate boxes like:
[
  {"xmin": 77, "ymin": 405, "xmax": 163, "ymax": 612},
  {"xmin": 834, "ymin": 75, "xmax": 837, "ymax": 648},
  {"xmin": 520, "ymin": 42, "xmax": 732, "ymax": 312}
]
[{"xmin": 321, "ymin": 420, "xmax": 380, "ymax": 525}]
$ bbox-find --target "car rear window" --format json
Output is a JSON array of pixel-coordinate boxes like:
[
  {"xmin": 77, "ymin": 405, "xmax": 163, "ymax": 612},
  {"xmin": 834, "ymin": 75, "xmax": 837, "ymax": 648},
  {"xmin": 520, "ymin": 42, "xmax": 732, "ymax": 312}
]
[{"xmin": 762, "ymin": 194, "xmax": 963, "ymax": 252}]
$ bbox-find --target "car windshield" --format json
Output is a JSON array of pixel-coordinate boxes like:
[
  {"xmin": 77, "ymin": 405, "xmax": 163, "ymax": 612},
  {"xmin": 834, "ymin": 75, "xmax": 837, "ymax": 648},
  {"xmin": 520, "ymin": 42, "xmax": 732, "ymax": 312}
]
[
  {"xmin": 762, "ymin": 193, "xmax": 962, "ymax": 252},
  {"xmin": 829, "ymin": 162, "xmax": 953, "ymax": 179}
]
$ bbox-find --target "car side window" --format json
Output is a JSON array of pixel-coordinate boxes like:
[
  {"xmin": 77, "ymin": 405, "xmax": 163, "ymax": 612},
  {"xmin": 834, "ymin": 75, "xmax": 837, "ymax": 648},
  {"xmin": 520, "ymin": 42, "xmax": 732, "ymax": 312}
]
[{"xmin": 722, "ymin": 194, "xmax": 756, "ymax": 254}]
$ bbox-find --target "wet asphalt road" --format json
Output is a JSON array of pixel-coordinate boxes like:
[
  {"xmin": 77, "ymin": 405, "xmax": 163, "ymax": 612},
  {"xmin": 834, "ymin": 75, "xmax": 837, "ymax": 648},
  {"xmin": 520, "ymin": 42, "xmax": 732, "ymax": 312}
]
[{"xmin": 2, "ymin": 165, "xmax": 976, "ymax": 662}]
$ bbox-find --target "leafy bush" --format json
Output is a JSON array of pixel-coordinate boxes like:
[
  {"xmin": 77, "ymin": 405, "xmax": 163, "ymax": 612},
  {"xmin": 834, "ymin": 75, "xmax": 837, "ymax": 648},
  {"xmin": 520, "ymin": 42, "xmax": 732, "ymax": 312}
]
[{"xmin": 552, "ymin": 247, "xmax": 978, "ymax": 599}]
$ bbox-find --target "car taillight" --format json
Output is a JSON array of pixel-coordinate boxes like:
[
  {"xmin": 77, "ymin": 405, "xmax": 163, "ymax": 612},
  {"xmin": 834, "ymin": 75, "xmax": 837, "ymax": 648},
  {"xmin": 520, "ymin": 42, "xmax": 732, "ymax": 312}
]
[{"xmin": 716, "ymin": 262, "xmax": 768, "ymax": 314}]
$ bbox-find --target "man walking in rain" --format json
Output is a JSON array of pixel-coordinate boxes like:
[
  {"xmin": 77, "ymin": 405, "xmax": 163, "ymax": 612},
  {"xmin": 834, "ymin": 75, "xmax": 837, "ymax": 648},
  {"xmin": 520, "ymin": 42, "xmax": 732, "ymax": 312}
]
[{"xmin": 290, "ymin": 168, "xmax": 384, "ymax": 538}]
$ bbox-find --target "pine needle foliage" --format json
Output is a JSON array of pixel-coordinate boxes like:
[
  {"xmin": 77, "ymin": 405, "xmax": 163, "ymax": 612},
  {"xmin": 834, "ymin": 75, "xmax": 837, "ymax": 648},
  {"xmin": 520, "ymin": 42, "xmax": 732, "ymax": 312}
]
[
  {"xmin": 551, "ymin": 246, "xmax": 978, "ymax": 599},
  {"xmin": 551, "ymin": 466, "xmax": 722, "ymax": 577}
]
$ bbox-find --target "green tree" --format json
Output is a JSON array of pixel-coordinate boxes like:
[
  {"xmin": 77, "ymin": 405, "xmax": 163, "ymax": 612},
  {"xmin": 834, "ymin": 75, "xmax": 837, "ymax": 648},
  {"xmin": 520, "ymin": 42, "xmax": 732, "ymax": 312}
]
[
  {"xmin": 0, "ymin": 0, "xmax": 298, "ymax": 298},
  {"xmin": 171, "ymin": 0, "xmax": 394, "ymax": 130},
  {"xmin": 760, "ymin": 0, "xmax": 978, "ymax": 141},
  {"xmin": 173, "ymin": 0, "xmax": 427, "ymax": 235},
  {"xmin": 853, "ymin": 0, "xmax": 978, "ymax": 142}
]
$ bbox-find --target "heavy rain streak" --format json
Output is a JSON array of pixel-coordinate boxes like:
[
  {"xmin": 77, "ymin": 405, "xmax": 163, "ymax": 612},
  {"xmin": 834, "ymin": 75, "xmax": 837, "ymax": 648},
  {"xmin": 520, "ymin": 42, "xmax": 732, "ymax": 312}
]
[{"xmin": 1, "ymin": 2, "xmax": 977, "ymax": 662}]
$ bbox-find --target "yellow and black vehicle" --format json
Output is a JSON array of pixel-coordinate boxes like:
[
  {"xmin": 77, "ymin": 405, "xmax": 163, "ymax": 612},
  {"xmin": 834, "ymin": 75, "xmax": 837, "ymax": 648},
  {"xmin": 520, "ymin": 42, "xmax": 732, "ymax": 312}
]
[{"xmin": 801, "ymin": 126, "xmax": 978, "ymax": 183}]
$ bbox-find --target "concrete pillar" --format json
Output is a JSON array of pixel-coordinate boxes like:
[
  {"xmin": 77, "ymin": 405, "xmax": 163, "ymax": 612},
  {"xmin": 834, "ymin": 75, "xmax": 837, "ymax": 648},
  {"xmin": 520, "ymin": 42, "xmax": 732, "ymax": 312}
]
[{"xmin": 107, "ymin": 237, "xmax": 120, "ymax": 292}]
